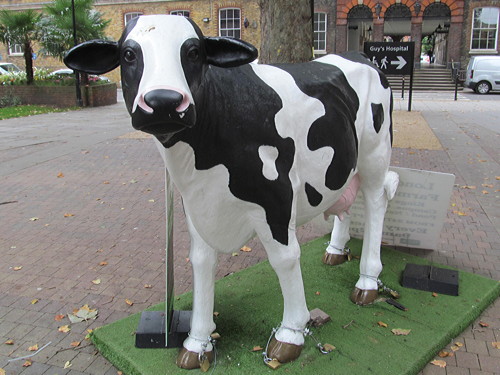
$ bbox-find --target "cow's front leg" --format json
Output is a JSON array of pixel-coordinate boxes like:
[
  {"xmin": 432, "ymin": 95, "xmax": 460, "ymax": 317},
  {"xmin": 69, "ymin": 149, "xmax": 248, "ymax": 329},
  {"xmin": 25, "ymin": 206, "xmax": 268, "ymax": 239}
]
[
  {"xmin": 177, "ymin": 218, "xmax": 217, "ymax": 369},
  {"xmin": 323, "ymin": 215, "xmax": 351, "ymax": 266},
  {"xmin": 261, "ymin": 234, "xmax": 310, "ymax": 363}
]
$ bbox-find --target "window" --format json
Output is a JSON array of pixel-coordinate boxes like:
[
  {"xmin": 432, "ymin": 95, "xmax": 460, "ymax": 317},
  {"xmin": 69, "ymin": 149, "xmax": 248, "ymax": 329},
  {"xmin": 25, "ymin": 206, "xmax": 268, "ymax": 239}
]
[
  {"xmin": 314, "ymin": 12, "xmax": 327, "ymax": 53},
  {"xmin": 170, "ymin": 10, "xmax": 190, "ymax": 18},
  {"xmin": 124, "ymin": 12, "xmax": 143, "ymax": 25},
  {"xmin": 219, "ymin": 8, "xmax": 241, "ymax": 38},
  {"xmin": 8, "ymin": 43, "xmax": 23, "ymax": 55},
  {"xmin": 471, "ymin": 7, "xmax": 499, "ymax": 50}
]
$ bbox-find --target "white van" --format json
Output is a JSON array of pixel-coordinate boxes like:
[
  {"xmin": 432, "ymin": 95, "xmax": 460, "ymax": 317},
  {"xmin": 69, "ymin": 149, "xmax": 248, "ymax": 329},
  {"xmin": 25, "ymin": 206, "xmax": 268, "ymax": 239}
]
[{"xmin": 464, "ymin": 55, "xmax": 500, "ymax": 94}]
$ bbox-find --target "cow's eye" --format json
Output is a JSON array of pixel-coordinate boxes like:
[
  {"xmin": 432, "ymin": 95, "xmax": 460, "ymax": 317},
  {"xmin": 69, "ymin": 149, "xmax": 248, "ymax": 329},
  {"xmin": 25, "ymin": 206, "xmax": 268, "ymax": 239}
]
[
  {"xmin": 187, "ymin": 47, "xmax": 199, "ymax": 62},
  {"xmin": 124, "ymin": 50, "xmax": 136, "ymax": 63}
]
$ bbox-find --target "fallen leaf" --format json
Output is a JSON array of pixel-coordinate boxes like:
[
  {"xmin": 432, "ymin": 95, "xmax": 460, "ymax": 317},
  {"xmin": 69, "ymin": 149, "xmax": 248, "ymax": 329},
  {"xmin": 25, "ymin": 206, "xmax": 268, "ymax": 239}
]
[
  {"xmin": 460, "ymin": 185, "xmax": 476, "ymax": 189},
  {"xmin": 91, "ymin": 279, "xmax": 101, "ymax": 285},
  {"xmin": 213, "ymin": 312, "xmax": 220, "ymax": 317},
  {"xmin": 391, "ymin": 328, "xmax": 411, "ymax": 336},
  {"xmin": 432, "ymin": 292, "xmax": 438, "ymax": 297},
  {"xmin": 117, "ymin": 372, "xmax": 123, "ymax": 375},
  {"xmin": 481, "ymin": 190, "xmax": 489, "ymax": 194},
  {"xmin": 377, "ymin": 321, "xmax": 388, "ymax": 328},
  {"xmin": 453, "ymin": 210, "xmax": 468, "ymax": 216},
  {"xmin": 68, "ymin": 304, "xmax": 98, "ymax": 323},
  {"xmin": 408, "ymin": 151, "xmax": 415, "ymax": 154},
  {"xmin": 148, "ymin": 199, "xmax": 155, "ymax": 203},
  {"xmin": 29, "ymin": 217, "xmax": 39, "ymax": 221},
  {"xmin": 438, "ymin": 350, "xmax": 454, "ymax": 357},
  {"xmin": 4, "ymin": 339, "xmax": 14, "ymax": 345},
  {"xmin": 496, "ymin": 176, "xmax": 500, "ymax": 180},
  {"xmin": 130, "ymin": 179, "xmax": 138, "ymax": 184},
  {"xmin": 455, "ymin": 341, "xmax": 464, "ymax": 347},
  {"xmin": 210, "ymin": 332, "xmax": 221, "ymax": 340},
  {"xmin": 482, "ymin": 184, "xmax": 494, "ymax": 188},
  {"xmin": 492, "ymin": 342, "xmax": 500, "ymax": 349},
  {"xmin": 99, "ymin": 261, "xmax": 108, "ymax": 266},
  {"xmin": 57, "ymin": 172, "xmax": 64, "ymax": 178},
  {"xmin": 478, "ymin": 159, "xmax": 487, "ymax": 162},
  {"xmin": 322, "ymin": 343, "xmax": 336, "ymax": 352},
  {"xmin": 103, "ymin": 181, "xmax": 110, "ymax": 184},
  {"xmin": 28, "ymin": 344, "xmax": 38, "ymax": 351},
  {"xmin": 479, "ymin": 321, "xmax": 489, "ymax": 327},
  {"xmin": 252, "ymin": 345, "xmax": 263, "ymax": 352},
  {"xmin": 125, "ymin": 299, "xmax": 134, "ymax": 306},
  {"xmin": 58, "ymin": 325, "xmax": 71, "ymax": 333},
  {"xmin": 451, "ymin": 345, "xmax": 460, "ymax": 351},
  {"xmin": 231, "ymin": 252, "xmax": 239, "ymax": 256},
  {"xmin": 144, "ymin": 284, "xmax": 152, "ymax": 289},
  {"xmin": 63, "ymin": 360, "xmax": 72, "ymax": 369},
  {"xmin": 70, "ymin": 341, "xmax": 81, "ymax": 347},
  {"xmin": 54, "ymin": 314, "xmax": 65, "ymax": 321},
  {"xmin": 13, "ymin": 266, "xmax": 22, "ymax": 271},
  {"xmin": 315, "ymin": 291, "xmax": 321, "ymax": 295},
  {"xmin": 240, "ymin": 246, "xmax": 252, "ymax": 252},
  {"xmin": 430, "ymin": 359, "xmax": 446, "ymax": 368},
  {"xmin": 22, "ymin": 360, "xmax": 32, "ymax": 367},
  {"xmin": 63, "ymin": 213, "xmax": 75, "ymax": 217},
  {"xmin": 31, "ymin": 299, "xmax": 39, "ymax": 304},
  {"xmin": 0, "ymin": 367, "xmax": 5, "ymax": 375}
]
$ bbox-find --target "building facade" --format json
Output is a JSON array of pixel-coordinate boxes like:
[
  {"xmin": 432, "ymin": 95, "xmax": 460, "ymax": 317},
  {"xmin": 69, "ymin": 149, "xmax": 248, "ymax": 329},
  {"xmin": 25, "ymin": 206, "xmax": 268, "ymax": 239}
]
[{"xmin": 0, "ymin": 0, "xmax": 499, "ymax": 81}]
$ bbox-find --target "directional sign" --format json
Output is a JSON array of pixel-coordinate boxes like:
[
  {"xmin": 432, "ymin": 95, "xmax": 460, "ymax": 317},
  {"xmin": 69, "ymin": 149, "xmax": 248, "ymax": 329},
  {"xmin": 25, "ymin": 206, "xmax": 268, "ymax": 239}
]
[{"xmin": 364, "ymin": 42, "xmax": 415, "ymax": 76}]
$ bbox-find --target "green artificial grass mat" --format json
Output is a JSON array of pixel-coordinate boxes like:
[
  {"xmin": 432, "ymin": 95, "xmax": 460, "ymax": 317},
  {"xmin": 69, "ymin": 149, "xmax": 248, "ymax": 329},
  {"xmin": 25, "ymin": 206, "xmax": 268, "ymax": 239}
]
[{"xmin": 91, "ymin": 236, "xmax": 500, "ymax": 375}]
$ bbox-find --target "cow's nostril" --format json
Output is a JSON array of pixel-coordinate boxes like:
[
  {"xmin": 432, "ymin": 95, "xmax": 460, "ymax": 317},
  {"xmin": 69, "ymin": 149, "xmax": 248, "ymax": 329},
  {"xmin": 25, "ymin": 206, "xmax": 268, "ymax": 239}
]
[{"xmin": 143, "ymin": 89, "xmax": 184, "ymax": 113}]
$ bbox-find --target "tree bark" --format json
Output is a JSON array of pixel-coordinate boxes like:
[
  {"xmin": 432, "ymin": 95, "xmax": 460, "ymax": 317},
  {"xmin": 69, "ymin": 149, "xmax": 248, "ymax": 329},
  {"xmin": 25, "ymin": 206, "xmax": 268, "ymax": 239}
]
[
  {"xmin": 23, "ymin": 41, "xmax": 34, "ymax": 85},
  {"xmin": 259, "ymin": 0, "xmax": 313, "ymax": 64}
]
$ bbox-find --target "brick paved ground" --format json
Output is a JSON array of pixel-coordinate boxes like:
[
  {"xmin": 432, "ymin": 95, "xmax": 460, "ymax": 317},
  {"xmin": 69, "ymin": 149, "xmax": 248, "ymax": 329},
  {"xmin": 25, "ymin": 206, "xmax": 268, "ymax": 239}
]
[{"xmin": 0, "ymin": 91, "xmax": 499, "ymax": 374}]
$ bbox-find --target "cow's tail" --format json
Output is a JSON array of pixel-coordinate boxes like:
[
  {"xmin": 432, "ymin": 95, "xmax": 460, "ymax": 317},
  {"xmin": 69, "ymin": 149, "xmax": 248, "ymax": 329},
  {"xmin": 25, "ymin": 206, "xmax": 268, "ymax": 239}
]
[{"xmin": 384, "ymin": 170, "xmax": 399, "ymax": 201}]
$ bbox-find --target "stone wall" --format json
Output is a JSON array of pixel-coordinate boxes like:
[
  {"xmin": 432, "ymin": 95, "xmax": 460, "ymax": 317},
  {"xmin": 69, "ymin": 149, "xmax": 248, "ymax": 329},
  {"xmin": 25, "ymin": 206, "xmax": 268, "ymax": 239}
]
[{"xmin": 0, "ymin": 83, "xmax": 117, "ymax": 107}]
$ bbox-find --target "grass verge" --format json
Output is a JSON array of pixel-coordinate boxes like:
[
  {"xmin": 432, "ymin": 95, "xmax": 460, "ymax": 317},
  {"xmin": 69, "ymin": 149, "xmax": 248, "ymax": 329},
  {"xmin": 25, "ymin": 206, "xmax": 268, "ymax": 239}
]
[{"xmin": 0, "ymin": 105, "xmax": 78, "ymax": 120}]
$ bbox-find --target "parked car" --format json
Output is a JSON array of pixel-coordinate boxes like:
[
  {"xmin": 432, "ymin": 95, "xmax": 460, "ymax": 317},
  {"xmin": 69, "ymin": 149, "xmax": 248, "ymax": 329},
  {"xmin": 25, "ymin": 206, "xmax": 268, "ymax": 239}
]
[
  {"xmin": 49, "ymin": 68, "xmax": 111, "ymax": 82},
  {"xmin": 464, "ymin": 55, "xmax": 500, "ymax": 94},
  {"xmin": 0, "ymin": 63, "xmax": 22, "ymax": 75}
]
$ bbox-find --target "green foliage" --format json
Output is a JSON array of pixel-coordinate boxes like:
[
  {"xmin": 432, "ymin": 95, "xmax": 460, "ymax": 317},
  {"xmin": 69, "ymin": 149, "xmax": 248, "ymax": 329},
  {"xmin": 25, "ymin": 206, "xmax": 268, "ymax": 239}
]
[
  {"xmin": 0, "ymin": 104, "xmax": 74, "ymax": 119},
  {"xmin": 0, "ymin": 9, "xmax": 42, "ymax": 84},
  {"xmin": 0, "ymin": 70, "xmax": 109, "ymax": 86},
  {"xmin": 421, "ymin": 35, "xmax": 434, "ymax": 56},
  {"xmin": 39, "ymin": 0, "xmax": 110, "ymax": 61}
]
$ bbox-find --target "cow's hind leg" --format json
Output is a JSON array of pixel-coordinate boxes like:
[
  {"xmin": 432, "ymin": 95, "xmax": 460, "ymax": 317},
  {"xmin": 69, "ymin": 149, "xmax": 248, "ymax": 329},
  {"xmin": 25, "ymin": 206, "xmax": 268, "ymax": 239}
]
[
  {"xmin": 323, "ymin": 215, "xmax": 351, "ymax": 265},
  {"xmin": 177, "ymin": 217, "xmax": 217, "ymax": 369},
  {"xmin": 351, "ymin": 171, "xmax": 398, "ymax": 305},
  {"xmin": 259, "ymin": 232, "xmax": 310, "ymax": 363}
]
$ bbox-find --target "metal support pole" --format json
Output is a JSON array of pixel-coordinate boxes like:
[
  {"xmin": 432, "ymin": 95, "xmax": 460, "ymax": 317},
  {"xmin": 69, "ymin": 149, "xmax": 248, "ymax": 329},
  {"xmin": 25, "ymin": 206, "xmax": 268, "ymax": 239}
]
[
  {"xmin": 71, "ymin": 0, "xmax": 83, "ymax": 107},
  {"xmin": 401, "ymin": 76, "xmax": 405, "ymax": 99},
  {"xmin": 408, "ymin": 70, "xmax": 414, "ymax": 112}
]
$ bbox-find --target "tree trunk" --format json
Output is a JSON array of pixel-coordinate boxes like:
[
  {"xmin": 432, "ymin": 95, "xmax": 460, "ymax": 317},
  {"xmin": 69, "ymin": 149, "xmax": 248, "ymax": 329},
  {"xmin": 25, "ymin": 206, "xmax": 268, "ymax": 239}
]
[
  {"xmin": 23, "ymin": 41, "xmax": 34, "ymax": 85},
  {"xmin": 259, "ymin": 0, "xmax": 313, "ymax": 64}
]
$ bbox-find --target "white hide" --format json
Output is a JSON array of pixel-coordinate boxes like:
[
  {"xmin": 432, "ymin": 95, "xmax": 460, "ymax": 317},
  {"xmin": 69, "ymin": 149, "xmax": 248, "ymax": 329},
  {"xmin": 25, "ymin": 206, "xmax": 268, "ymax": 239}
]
[{"xmin": 126, "ymin": 16, "xmax": 197, "ymax": 114}]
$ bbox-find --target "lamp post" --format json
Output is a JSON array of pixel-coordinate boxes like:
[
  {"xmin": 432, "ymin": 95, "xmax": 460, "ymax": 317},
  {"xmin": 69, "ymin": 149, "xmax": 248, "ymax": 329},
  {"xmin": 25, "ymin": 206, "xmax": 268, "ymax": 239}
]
[{"xmin": 71, "ymin": 0, "xmax": 83, "ymax": 106}]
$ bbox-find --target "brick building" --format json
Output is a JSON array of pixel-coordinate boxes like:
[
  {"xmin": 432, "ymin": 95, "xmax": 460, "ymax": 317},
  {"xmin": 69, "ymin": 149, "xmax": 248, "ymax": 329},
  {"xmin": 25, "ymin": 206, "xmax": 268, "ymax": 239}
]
[{"xmin": 0, "ymin": 0, "xmax": 499, "ymax": 80}]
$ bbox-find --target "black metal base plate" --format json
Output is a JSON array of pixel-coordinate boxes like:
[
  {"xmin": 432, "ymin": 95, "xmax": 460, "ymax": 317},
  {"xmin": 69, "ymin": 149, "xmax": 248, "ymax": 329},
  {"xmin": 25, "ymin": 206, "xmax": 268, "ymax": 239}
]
[
  {"xmin": 402, "ymin": 263, "xmax": 459, "ymax": 296},
  {"xmin": 135, "ymin": 310, "xmax": 192, "ymax": 349}
]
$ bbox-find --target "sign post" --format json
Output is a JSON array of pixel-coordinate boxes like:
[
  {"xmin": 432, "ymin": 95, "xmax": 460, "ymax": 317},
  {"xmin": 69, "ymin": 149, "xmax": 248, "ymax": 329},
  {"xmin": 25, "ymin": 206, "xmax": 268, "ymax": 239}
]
[{"xmin": 364, "ymin": 42, "xmax": 415, "ymax": 111}]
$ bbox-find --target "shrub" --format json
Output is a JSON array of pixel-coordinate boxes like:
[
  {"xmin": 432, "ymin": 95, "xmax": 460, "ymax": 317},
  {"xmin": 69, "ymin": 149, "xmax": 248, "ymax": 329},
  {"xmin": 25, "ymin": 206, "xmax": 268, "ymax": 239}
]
[
  {"xmin": 0, "ymin": 94, "xmax": 22, "ymax": 108},
  {"xmin": 0, "ymin": 69, "xmax": 109, "ymax": 86}
]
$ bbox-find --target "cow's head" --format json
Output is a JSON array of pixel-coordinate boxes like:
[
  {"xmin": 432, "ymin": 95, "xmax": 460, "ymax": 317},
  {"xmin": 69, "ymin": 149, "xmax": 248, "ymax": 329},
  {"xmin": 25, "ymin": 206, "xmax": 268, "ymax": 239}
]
[{"xmin": 64, "ymin": 15, "xmax": 257, "ymax": 138}]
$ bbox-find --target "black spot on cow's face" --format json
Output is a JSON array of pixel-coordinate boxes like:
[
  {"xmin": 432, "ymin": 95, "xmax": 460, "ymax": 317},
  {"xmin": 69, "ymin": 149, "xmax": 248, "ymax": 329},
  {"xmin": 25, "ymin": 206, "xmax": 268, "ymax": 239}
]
[
  {"xmin": 120, "ymin": 39, "xmax": 143, "ymax": 116},
  {"xmin": 180, "ymin": 38, "xmax": 208, "ymax": 100}
]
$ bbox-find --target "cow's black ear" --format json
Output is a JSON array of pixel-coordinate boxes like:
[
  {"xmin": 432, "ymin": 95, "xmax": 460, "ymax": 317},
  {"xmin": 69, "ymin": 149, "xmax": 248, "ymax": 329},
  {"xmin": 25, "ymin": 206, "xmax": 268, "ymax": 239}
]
[
  {"xmin": 205, "ymin": 37, "xmax": 258, "ymax": 68},
  {"xmin": 64, "ymin": 40, "xmax": 120, "ymax": 74}
]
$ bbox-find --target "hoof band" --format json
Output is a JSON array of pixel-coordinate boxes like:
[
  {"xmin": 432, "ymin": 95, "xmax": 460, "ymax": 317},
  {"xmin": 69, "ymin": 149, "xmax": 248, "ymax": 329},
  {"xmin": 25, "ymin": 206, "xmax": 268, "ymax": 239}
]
[
  {"xmin": 350, "ymin": 287, "xmax": 378, "ymax": 305},
  {"xmin": 176, "ymin": 347, "xmax": 214, "ymax": 370},
  {"xmin": 267, "ymin": 337, "xmax": 303, "ymax": 363},
  {"xmin": 322, "ymin": 252, "xmax": 347, "ymax": 266}
]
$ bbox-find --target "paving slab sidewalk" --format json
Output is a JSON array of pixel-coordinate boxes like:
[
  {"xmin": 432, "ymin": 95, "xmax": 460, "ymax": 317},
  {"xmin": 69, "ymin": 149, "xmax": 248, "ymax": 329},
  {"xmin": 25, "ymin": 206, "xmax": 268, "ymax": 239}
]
[{"xmin": 1, "ymin": 93, "xmax": 499, "ymax": 375}]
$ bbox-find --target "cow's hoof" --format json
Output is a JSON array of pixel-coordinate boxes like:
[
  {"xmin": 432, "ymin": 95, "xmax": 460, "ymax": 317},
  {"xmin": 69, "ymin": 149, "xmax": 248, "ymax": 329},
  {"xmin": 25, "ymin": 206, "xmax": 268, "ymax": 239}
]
[
  {"xmin": 322, "ymin": 252, "xmax": 347, "ymax": 266},
  {"xmin": 176, "ymin": 347, "xmax": 214, "ymax": 369},
  {"xmin": 350, "ymin": 287, "xmax": 378, "ymax": 305},
  {"xmin": 267, "ymin": 337, "xmax": 303, "ymax": 363}
]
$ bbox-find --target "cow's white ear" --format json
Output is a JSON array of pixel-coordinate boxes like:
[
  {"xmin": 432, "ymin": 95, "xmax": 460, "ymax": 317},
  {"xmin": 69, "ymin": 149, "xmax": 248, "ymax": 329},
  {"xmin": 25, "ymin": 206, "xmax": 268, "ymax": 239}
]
[
  {"xmin": 64, "ymin": 40, "xmax": 120, "ymax": 74},
  {"xmin": 205, "ymin": 37, "xmax": 258, "ymax": 68}
]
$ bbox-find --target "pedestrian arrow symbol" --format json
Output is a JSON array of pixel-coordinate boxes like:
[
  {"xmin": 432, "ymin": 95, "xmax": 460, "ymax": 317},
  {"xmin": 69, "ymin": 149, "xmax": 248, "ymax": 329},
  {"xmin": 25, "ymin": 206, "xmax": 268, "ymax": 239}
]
[{"xmin": 391, "ymin": 56, "xmax": 407, "ymax": 70}]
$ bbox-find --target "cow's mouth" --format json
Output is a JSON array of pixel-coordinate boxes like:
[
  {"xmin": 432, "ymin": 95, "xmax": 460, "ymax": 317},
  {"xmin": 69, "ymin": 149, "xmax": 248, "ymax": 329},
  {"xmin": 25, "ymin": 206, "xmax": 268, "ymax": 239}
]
[{"xmin": 131, "ymin": 105, "xmax": 196, "ymax": 136}]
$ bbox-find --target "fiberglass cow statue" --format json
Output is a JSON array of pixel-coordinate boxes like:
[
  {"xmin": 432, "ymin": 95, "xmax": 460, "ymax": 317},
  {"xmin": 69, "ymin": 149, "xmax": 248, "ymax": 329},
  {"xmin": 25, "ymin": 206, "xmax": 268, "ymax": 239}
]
[{"xmin": 64, "ymin": 14, "xmax": 398, "ymax": 370}]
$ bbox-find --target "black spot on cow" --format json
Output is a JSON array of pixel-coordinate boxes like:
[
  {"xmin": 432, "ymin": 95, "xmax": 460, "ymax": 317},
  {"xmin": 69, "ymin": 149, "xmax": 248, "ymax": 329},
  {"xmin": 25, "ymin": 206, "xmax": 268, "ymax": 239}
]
[
  {"xmin": 164, "ymin": 64, "xmax": 295, "ymax": 246},
  {"xmin": 371, "ymin": 103, "xmax": 384, "ymax": 133},
  {"xmin": 277, "ymin": 61, "xmax": 359, "ymax": 191},
  {"xmin": 305, "ymin": 183, "xmax": 323, "ymax": 207}
]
